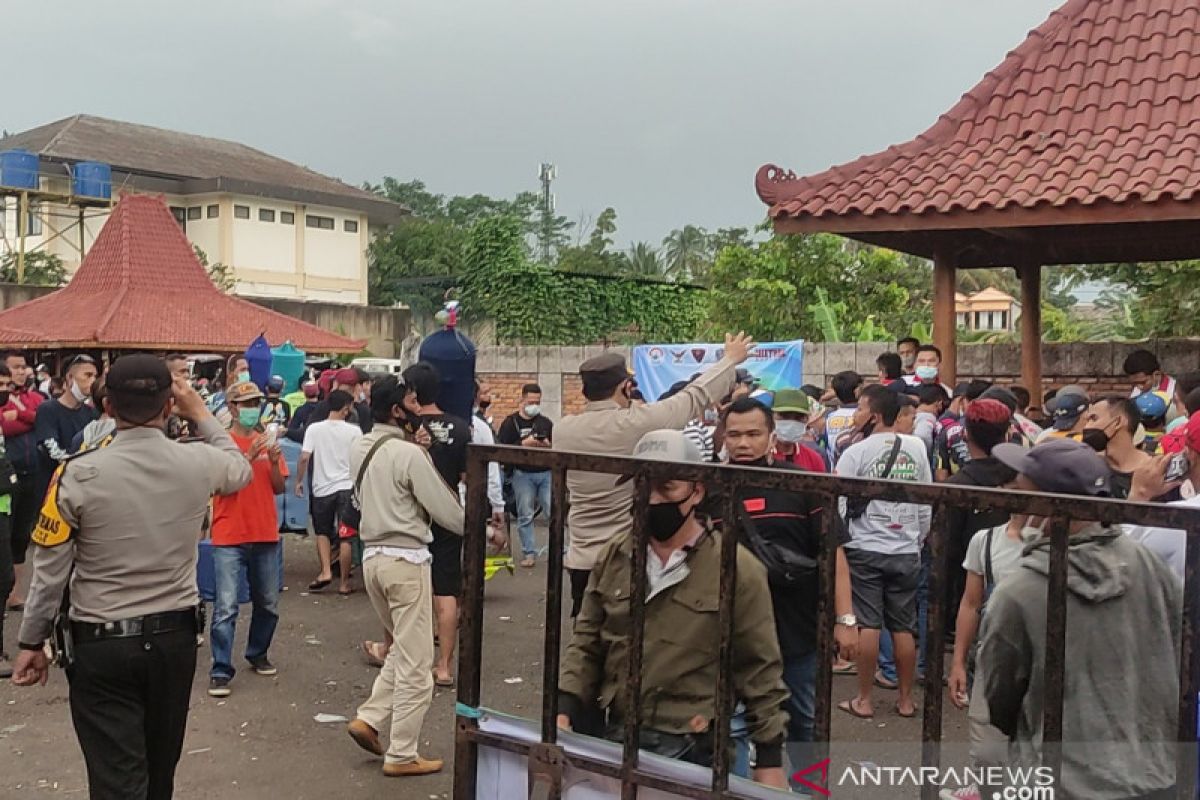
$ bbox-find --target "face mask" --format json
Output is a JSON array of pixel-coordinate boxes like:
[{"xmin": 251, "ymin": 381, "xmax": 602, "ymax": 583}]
[
  {"xmin": 902, "ymin": 354, "xmax": 917, "ymax": 369},
  {"xmin": 1081, "ymin": 426, "xmax": 1112, "ymax": 452},
  {"xmin": 524, "ymin": 404, "xmax": 541, "ymax": 417},
  {"xmin": 775, "ymin": 420, "xmax": 807, "ymax": 443},
  {"xmin": 915, "ymin": 365, "xmax": 939, "ymax": 381},
  {"xmin": 237, "ymin": 371, "xmax": 251, "ymax": 384},
  {"xmin": 479, "ymin": 400, "xmax": 491, "ymax": 411},
  {"xmin": 238, "ymin": 407, "xmax": 262, "ymax": 429},
  {"xmin": 401, "ymin": 410, "xmax": 423, "ymax": 434},
  {"xmin": 644, "ymin": 492, "xmax": 696, "ymax": 542},
  {"xmin": 357, "ymin": 390, "xmax": 366, "ymax": 403},
  {"xmin": 0, "ymin": 391, "xmax": 10, "ymax": 406},
  {"xmin": 70, "ymin": 381, "xmax": 88, "ymax": 403}
]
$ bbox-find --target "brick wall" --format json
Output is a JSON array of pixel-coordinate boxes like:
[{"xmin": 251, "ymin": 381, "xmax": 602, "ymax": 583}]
[{"xmin": 473, "ymin": 340, "xmax": 1200, "ymax": 423}]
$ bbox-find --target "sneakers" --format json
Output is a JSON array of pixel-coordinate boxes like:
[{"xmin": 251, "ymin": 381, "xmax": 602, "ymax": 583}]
[
  {"xmin": 208, "ymin": 677, "xmax": 232, "ymax": 697},
  {"xmin": 248, "ymin": 656, "xmax": 277, "ymax": 676},
  {"xmin": 382, "ymin": 757, "xmax": 443, "ymax": 777},
  {"xmin": 939, "ymin": 786, "xmax": 981, "ymax": 800},
  {"xmin": 347, "ymin": 719, "xmax": 384, "ymax": 755}
]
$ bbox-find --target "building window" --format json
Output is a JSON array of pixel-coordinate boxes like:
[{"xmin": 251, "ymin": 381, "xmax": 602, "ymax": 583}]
[
  {"xmin": 26, "ymin": 203, "xmax": 43, "ymax": 236},
  {"xmin": 280, "ymin": 211, "xmax": 295, "ymax": 225},
  {"xmin": 187, "ymin": 206, "xmax": 202, "ymax": 221},
  {"xmin": 974, "ymin": 311, "xmax": 983, "ymax": 330},
  {"xmin": 207, "ymin": 205, "xmax": 219, "ymax": 219},
  {"xmin": 344, "ymin": 219, "xmax": 359, "ymax": 233},
  {"xmin": 259, "ymin": 208, "xmax": 276, "ymax": 223},
  {"xmin": 170, "ymin": 206, "xmax": 186, "ymax": 229},
  {"xmin": 1000, "ymin": 310, "xmax": 1009, "ymax": 330},
  {"xmin": 234, "ymin": 205, "xmax": 250, "ymax": 219},
  {"xmin": 306, "ymin": 215, "xmax": 334, "ymax": 230}
]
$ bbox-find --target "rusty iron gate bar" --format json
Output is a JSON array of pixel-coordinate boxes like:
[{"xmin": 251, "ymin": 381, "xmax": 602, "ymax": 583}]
[{"xmin": 454, "ymin": 444, "xmax": 1200, "ymax": 800}]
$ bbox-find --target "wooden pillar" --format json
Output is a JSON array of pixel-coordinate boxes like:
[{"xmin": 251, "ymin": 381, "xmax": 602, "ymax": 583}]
[
  {"xmin": 932, "ymin": 248, "xmax": 957, "ymax": 384},
  {"xmin": 1020, "ymin": 262, "xmax": 1043, "ymax": 397}
]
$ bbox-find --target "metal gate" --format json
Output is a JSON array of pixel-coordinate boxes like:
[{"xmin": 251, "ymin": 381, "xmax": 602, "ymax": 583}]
[{"xmin": 454, "ymin": 444, "xmax": 1200, "ymax": 799}]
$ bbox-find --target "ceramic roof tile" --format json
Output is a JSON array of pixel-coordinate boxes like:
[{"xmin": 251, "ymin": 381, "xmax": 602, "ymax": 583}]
[
  {"xmin": 758, "ymin": 0, "xmax": 1200, "ymax": 225},
  {"xmin": 0, "ymin": 195, "xmax": 364, "ymax": 353}
]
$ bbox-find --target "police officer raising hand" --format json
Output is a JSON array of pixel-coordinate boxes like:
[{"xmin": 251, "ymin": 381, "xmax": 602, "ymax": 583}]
[{"xmin": 11, "ymin": 354, "xmax": 252, "ymax": 800}]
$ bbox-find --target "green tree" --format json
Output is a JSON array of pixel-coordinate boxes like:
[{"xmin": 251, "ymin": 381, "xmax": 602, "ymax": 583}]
[
  {"xmin": 661, "ymin": 225, "xmax": 712, "ymax": 282},
  {"xmin": 556, "ymin": 207, "xmax": 624, "ymax": 275},
  {"xmin": 622, "ymin": 242, "xmax": 663, "ymax": 278},
  {"xmin": 1062, "ymin": 260, "xmax": 1200, "ymax": 339},
  {"xmin": 191, "ymin": 246, "xmax": 236, "ymax": 293},
  {"xmin": 0, "ymin": 251, "xmax": 68, "ymax": 286}
]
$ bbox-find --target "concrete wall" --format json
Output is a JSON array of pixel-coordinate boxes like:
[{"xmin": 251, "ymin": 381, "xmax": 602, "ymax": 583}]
[
  {"xmin": 475, "ymin": 339, "xmax": 1200, "ymax": 425},
  {"xmin": 0, "ymin": 283, "xmax": 409, "ymax": 358}
]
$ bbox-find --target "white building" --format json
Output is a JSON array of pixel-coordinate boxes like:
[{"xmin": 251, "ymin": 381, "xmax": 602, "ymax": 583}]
[{"xmin": 0, "ymin": 115, "xmax": 404, "ymax": 305}]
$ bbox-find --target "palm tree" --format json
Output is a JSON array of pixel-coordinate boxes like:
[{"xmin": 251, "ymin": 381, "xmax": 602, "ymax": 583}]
[
  {"xmin": 622, "ymin": 242, "xmax": 663, "ymax": 278},
  {"xmin": 661, "ymin": 225, "xmax": 711, "ymax": 282}
]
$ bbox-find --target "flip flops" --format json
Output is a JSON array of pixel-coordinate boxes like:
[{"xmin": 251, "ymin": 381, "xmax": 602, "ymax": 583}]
[
  {"xmin": 837, "ymin": 697, "xmax": 874, "ymax": 720},
  {"xmin": 895, "ymin": 702, "xmax": 917, "ymax": 719},
  {"xmin": 307, "ymin": 578, "xmax": 331, "ymax": 592}
]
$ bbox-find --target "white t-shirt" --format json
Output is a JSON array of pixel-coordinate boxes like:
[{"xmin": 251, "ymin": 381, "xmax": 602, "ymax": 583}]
[
  {"xmin": 835, "ymin": 432, "xmax": 933, "ymax": 555},
  {"xmin": 1122, "ymin": 494, "xmax": 1197, "ymax": 580},
  {"xmin": 825, "ymin": 406, "xmax": 858, "ymax": 462},
  {"xmin": 963, "ymin": 524, "xmax": 1026, "ymax": 587},
  {"xmin": 302, "ymin": 419, "xmax": 364, "ymax": 497}
]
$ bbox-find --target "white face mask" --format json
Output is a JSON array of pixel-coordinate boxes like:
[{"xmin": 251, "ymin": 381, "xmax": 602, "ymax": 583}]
[
  {"xmin": 775, "ymin": 419, "xmax": 807, "ymax": 443},
  {"xmin": 915, "ymin": 365, "xmax": 939, "ymax": 381},
  {"xmin": 902, "ymin": 354, "xmax": 917, "ymax": 369},
  {"xmin": 524, "ymin": 404, "xmax": 541, "ymax": 418},
  {"xmin": 70, "ymin": 381, "xmax": 88, "ymax": 403}
]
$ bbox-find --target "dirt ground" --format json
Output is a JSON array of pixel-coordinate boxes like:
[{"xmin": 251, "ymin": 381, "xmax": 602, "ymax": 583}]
[{"xmin": 1, "ymin": 529, "xmax": 969, "ymax": 798}]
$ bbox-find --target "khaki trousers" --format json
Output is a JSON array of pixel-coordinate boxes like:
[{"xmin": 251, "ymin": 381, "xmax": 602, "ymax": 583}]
[{"xmin": 357, "ymin": 556, "xmax": 434, "ymax": 764}]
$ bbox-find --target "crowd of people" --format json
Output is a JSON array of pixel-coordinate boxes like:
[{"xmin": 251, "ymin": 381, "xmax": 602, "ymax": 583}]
[{"xmin": 0, "ymin": 338, "xmax": 1194, "ymax": 799}]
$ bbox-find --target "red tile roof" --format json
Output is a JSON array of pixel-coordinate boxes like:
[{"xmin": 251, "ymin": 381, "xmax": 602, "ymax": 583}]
[
  {"xmin": 0, "ymin": 194, "xmax": 365, "ymax": 353},
  {"xmin": 757, "ymin": 0, "xmax": 1200, "ymax": 227}
]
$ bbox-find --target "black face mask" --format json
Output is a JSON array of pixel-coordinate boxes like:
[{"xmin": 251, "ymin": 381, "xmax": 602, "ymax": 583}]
[
  {"xmin": 478, "ymin": 400, "xmax": 491, "ymax": 411},
  {"xmin": 1081, "ymin": 426, "xmax": 1111, "ymax": 452},
  {"xmin": 643, "ymin": 492, "xmax": 696, "ymax": 542}
]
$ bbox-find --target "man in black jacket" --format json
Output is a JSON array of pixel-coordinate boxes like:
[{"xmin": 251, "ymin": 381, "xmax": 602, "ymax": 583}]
[{"xmin": 939, "ymin": 398, "xmax": 1015, "ymax": 642}]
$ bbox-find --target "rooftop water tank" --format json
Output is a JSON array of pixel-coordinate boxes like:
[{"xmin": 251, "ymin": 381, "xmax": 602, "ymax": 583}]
[
  {"xmin": 0, "ymin": 150, "xmax": 39, "ymax": 190},
  {"xmin": 72, "ymin": 161, "xmax": 112, "ymax": 199},
  {"xmin": 269, "ymin": 341, "xmax": 306, "ymax": 393}
]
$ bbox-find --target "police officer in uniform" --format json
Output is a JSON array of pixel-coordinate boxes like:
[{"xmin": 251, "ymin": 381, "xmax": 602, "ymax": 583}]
[{"xmin": 12, "ymin": 354, "xmax": 252, "ymax": 800}]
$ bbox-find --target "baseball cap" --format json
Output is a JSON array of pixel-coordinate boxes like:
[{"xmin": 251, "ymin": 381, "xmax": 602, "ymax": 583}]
[
  {"xmin": 266, "ymin": 375, "xmax": 285, "ymax": 393},
  {"xmin": 1057, "ymin": 384, "xmax": 1089, "ymax": 401},
  {"xmin": 226, "ymin": 380, "xmax": 264, "ymax": 404},
  {"xmin": 979, "ymin": 386, "xmax": 1018, "ymax": 413},
  {"xmin": 952, "ymin": 381, "xmax": 973, "ymax": 399},
  {"xmin": 1135, "ymin": 390, "xmax": 1170, "ymax": 421},
  {"xmin": 749, "ymin": 388, "xmax": 774, "ymax": 408},
  {"xmin": 106, "ymin": 354, "xmax": 172, "ymax": 397},
  {"xmin": 1185, "ymin": 411, "xmax": 1200, "ymax": 452},
  {"xmin": 993, "ymin": 438, "xmax": 1112, "ymax": 497},
  {"xmin": 773, "ymin": 388, "xmax": 815, "ymax": 415},
  {"xmin": 302, "ymin": 381, "xmax": 319, "ymax": 399},
  {"xmin": 617, "ymin": 429, "xmax": 703, "ymax": 484},
  {"xmin": 1049, "ymin": 393, "xmax": 1089, "ymax": 430},
  {"xmin": 735, "ymin": 368, "xmax": 759, "ymax": 387},
  {"xmin": 334, "ymin": 368, "xmax": 359, "ymax": 386}
]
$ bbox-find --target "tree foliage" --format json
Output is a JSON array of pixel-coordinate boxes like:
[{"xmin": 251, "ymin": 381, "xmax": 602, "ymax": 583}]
[
  {"xmin": 0, "ymin": 251, "xmax": 68, "ymax": 286},
  {"xmin": 192, "ymin": 246, "xmax": 236, "ymax": 293},
  {"xmin": 1065, "ymin": 260, "xmax": 1200, "ymax": 339}
]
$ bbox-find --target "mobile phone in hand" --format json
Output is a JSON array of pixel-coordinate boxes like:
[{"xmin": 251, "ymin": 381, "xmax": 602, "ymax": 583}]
[{"xmin": 1165, "ymin": 452, "xmax": 1190, "ymax": 483}]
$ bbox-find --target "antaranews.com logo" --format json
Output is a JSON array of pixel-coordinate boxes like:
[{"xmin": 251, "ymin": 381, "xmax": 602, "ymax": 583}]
[{"xmin": 791, "ymin": 759, "xmax": 1055, "ymax": 798}]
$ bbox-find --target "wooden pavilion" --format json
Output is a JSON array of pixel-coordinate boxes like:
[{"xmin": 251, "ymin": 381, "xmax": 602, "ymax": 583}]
[{"xmin": 756, "ymin": 0, "xmax": 1200, "ymax": 390}]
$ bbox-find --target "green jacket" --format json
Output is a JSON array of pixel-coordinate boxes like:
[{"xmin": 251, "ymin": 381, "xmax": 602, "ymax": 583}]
[{"xmin": 559, "ymin": 526, "xmax": 788, "ymax": 763}]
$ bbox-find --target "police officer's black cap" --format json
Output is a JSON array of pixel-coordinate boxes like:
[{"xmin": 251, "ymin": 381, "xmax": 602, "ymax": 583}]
[
  {"xmin": 106, "ymin": 354, "xmax": 172, "ymax": 397},
  {"xmin": 579, "ymin": 353, "xmax": 630, "ymax": 384}
]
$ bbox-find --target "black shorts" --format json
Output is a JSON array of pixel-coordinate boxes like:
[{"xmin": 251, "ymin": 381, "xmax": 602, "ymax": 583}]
[
  {"xmin": 10, "ymin": 473, "xmax": 40, "ymax": 565},
  {"xmin": 430, "ymin": 525, "xmax": 463, "ymax": 597},
  {"xmin": 310, "ymin": 490, "xmax": 352, "ymax": 540},
  {"xmin": 844, "ymin": 548, "xmax": 921, "ymax": 634}
]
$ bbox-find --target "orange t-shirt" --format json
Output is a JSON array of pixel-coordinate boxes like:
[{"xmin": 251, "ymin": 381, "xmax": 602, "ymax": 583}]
[{"xmin": 211, "ymin": 431, "xmax": 288, "ymax": 546}]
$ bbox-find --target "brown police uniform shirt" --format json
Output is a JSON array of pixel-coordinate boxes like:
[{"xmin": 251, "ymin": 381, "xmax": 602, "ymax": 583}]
[
  {"xmin": 553, "ymin": 358, "xmax": 737, "ymax": 571},
  {"xmin": 18, "ymin": 416, "xmax": 252, "ymax": 644}
]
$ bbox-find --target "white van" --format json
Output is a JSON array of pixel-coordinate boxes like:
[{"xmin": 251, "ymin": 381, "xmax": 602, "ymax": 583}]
[{"xmin": 350, "ymin": 358, "xmax": 407, "ymax": 376}]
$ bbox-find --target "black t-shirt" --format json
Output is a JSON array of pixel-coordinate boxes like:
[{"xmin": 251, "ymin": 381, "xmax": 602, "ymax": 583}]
[
  {"xmin": 34, "ymin": 399, "xmax": 99, "ymax": 490},
  {"xmin": 423, "ymin": 412, "xmax": 470, "ymax": 491},
  {"xmin": 711, "ymin": 462, "xmax": 847, "ymax": 658},
  {"xmin": 496, "ymin": 412, "xmax": 554, "ymax": 473},
  {"xmin": 309, "ymin": 398, "xmax": 372, "ymax": 434}
]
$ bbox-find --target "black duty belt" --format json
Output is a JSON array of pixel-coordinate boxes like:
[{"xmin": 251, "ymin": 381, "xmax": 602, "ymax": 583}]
[{"xmin": 71, "ymin": 609, "xmax": 198, "ymax": 643}]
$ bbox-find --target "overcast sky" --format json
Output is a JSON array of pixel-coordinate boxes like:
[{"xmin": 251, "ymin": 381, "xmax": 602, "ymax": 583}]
[{"xmin": 5, "ymin": 0, "xmax": 1063, "ymax": 248}]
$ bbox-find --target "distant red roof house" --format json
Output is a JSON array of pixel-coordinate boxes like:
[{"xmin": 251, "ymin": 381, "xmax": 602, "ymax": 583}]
[
  {"xmin": 0, "ymin": 194, "xmax": 365, "ymax": 353},
  {"xmin": 756, "ymin": 0, "xmax": 1200, "ymax": 265}
]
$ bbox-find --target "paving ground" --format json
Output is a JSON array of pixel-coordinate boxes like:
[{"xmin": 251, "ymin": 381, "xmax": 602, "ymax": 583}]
[{"xmin": 1, "ymin": 530, "xmax": 970, "ymax": 798}]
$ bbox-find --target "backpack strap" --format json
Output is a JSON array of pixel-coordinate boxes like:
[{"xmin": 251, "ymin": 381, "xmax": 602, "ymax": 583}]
[
  {"xmin": 983, "ymin": 526, "xmax": 997, "ymax": 591},
  {"xmin": 879, "ymin": 435, "xmax": 903, "ymax": 479},
  {"xmin": 354, "ymin": 434, "xmax": 404, "ymax": 495}
]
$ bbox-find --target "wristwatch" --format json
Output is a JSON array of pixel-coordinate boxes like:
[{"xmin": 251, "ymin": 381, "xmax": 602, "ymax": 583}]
[{"xmin": 835, "ymin": 614, "xmax": 857, "ymax": 627}]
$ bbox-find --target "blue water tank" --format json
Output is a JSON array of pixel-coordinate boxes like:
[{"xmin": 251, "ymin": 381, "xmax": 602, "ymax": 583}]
[
  {"xmin": 0, "ymin": 150, "xmax": 39, "ymax": 189},
  {"xmin": 245, "ymin": 334, "xmax": 273, "ymax": 390},
  {"xmin": 72, "ymin": 161, "xmax": 112, "ymax": 199},
  {"xmin": 419, "ymin": 328, "xmax": 477, "ymax": 423}
]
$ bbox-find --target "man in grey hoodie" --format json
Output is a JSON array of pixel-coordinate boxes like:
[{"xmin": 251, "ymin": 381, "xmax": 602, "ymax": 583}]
[{"xmin": 980, "ymin": 438, "xmax": 1182, "ymax": 800}]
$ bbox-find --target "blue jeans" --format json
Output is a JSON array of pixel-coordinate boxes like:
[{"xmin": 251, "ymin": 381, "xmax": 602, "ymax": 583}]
[
  {"xmin": 210, "ymin": 542, "xmax": 281, "ymax": 680},
  {"xmin": 784, "ymin": 651, "xmax": 818, "ymax": 794},
  {"xmin": 512, "ymin": 470, "xmax": 552, "ymax": 558},
  {"xmin": 878, "ymin": 552, "xmax": 929, "ymax": 683}
]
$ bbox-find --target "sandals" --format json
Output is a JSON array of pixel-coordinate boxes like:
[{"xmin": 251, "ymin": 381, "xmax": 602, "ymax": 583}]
[
  {"xmin": 837, "ymin": 697, "xmax": 874, "ymax": 720},
  {"xmin": 895, "ymin": 702, "xmax": 917, "ymax": 719},
  {"xmin": 307, "ymin": 579, "xmax": 332, "ymax": 592},
  {"xmin": 433, "ymin": 670, "xmax": 455, "ymax": 688},
  {"xmin": 361, "ymin": 641, "xmax": 387, "ymax": 668},
  {"xmin": 831, "ymin": 661, "xmax": 857, "ymax": 675},
  {"xmin": 873, "ymin": 669, "xmax": 898, "ymax": 691}
]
